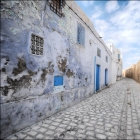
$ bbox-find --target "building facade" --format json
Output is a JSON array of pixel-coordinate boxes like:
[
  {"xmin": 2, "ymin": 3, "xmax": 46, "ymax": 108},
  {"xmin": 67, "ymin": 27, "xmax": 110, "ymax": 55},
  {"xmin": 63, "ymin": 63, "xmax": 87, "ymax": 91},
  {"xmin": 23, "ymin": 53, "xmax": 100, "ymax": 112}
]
[
  {"xmin": 107, "ymin": 43, "xmax": 123, "ymax": 82},
  {"xmin": 124, "ymin": 61, "xmax": 140, "ymax": 84},
  {"xmin": 1, "ymin": 1, "xmax": 122, "ymax": 138}
]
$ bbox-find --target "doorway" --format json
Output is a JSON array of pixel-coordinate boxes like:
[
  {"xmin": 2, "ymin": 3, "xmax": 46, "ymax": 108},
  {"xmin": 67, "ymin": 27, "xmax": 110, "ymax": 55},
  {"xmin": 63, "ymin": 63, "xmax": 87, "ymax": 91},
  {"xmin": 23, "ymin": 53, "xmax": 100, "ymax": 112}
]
[
  {"xmin": 96, "ymin": 65, "xmax": 100, "ymax": 91},
  {"xmin": 105, "ymin": 68, "xmax": 108, "ymax": 86}
]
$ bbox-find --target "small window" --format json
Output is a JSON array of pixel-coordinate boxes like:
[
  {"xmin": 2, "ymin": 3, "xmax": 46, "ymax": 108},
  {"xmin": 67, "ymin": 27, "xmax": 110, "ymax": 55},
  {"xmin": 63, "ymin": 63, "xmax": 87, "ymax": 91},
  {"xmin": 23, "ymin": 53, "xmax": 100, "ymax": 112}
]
[
  {"xmin": 54, "ymin": 76, "xmax": 63, "ymax": 86},
  {"xmin": 30, "ymin": 34, "xmax": 44, "ymax": 55},
  {"xmin": 77, "ymin": 22, "xmax": 85, "ymax": 46},
  {"xmin": 50, "ymin": 0, "xmax": 65, "ymax": 17},
  {"xmin": 106, "ymin": 56, "xmax": 108, "ymax": 62},
  {"xmin": 118, "ymin": 54, "xmax": 120, "ymax": 59},
  {"xmin": 97, "ymin": 48, "xmax": 101, "ymax": 57}
]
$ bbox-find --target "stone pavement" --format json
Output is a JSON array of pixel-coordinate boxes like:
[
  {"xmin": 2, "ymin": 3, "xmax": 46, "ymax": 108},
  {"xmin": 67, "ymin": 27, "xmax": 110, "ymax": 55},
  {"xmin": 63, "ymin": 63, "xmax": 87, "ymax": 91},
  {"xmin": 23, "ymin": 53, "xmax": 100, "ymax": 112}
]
[{"xmin": 6, "ymin": 78, "xmax": 140, "ymax": 139}]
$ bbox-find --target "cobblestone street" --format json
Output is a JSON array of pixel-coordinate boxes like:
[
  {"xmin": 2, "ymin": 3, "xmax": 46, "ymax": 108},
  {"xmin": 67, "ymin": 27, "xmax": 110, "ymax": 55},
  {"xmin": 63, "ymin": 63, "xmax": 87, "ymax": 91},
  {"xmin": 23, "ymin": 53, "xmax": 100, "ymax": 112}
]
[{"xmin": 6, "ymin": 78, "xmax": 140, "ymax": 139}]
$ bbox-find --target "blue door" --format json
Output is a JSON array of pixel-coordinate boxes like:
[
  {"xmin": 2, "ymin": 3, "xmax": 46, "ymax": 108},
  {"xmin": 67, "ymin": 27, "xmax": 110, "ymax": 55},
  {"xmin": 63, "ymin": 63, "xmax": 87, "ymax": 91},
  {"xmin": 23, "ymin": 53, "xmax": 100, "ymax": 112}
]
[
  {"xmin": 96, "ymin": 65, "xmax": 100, "ymax": 91},
  {"xmin": 105, "ymin": 69, "xmax": 108, "ymax": 86}
]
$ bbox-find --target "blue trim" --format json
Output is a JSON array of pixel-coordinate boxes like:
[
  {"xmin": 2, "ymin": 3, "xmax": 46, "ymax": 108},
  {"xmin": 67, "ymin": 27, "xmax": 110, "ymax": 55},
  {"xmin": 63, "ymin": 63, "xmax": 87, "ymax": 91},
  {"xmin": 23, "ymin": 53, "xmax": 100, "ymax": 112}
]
[
  {"xmin": 105, "ymin": 69, "xmax": 108, "ymax": 86},
  {"xmin": 96, "ymin": 65, "xmax": 100, "ymax": 91},
  {"xmin": 94, "ymin": 56, "xmax": 96, "ymax": 93}
]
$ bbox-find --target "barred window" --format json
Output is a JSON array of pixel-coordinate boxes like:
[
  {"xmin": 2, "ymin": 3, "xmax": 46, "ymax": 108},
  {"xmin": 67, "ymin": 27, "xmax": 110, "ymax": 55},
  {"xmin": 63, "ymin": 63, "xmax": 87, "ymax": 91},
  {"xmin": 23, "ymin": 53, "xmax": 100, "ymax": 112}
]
[
  {"xmin": 30, "ymin": 34, "xmax": 44, "ymax": 56},
  {"xmin": 50, "ymin": 0, "xmax": 65, "ymax": 17},
  {"xmin": 97, "ymin": 48, "xmax": 101, "ymax": 57},
  {"xmin": 77, "ymin": 22, "xmax": 85, "ymax": 46},
  {"xmin": 106, "ymin": 56, "xmax": 108, "ymax": 62}
]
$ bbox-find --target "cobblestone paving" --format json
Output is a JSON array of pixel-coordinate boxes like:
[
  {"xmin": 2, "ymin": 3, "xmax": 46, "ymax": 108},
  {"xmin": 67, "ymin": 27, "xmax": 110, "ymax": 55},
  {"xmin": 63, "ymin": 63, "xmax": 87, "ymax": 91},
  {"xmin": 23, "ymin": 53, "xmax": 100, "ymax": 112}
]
[{"xmin": 6, "ymin": 78, "xmax": 140, "ymax": 139}]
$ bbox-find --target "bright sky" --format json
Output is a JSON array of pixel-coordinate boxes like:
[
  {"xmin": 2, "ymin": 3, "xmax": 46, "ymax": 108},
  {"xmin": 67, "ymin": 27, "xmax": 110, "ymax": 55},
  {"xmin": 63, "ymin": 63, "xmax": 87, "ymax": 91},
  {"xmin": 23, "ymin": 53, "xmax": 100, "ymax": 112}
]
[{"xmin": 76, "ymin": 0, "xmax": 140, "ymax": 69}]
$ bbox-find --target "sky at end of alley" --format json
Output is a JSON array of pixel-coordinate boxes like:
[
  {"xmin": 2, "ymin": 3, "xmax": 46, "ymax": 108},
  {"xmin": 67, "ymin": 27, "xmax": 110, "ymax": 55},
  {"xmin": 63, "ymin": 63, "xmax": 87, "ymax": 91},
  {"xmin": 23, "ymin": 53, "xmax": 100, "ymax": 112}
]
[{"xmin": 75, "ymin": 0, "xmax": 140, "ymax": 70}]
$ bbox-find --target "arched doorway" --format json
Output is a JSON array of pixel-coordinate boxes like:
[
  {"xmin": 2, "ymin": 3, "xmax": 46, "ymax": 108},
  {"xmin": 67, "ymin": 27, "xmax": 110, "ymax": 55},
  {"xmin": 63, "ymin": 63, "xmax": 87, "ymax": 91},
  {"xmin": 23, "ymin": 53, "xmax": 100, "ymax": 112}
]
[{"xmin": 105, "ymin": 68, "xmax": 108, "ymax": 86}]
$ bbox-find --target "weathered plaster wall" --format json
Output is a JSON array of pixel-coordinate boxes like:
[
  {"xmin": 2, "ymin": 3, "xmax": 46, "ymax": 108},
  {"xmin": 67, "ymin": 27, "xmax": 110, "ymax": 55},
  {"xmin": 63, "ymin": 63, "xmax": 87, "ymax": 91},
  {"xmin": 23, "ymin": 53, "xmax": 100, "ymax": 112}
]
[
  {"xmin": 0, "ymin": 1, "xmax": 92, "ymax": 138},
  {"xmin": 1, "ymin": 1, "xmax": 116, "ymax": 138}
]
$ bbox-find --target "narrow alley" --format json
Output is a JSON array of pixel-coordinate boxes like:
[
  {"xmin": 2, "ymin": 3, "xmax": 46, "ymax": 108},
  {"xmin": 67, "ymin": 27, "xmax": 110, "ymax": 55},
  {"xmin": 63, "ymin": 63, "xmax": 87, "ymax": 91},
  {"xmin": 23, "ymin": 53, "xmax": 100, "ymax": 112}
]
[{"xmin": 6, "ymin": 78, "xmax": 140, "ymax": 139}]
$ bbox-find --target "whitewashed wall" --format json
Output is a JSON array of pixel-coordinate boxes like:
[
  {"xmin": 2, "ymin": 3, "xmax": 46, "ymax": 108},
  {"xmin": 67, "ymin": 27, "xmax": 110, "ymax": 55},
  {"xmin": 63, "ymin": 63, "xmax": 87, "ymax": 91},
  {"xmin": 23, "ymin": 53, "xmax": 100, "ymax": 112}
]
[{"xmin": 1, "ymin": 1, "xmax": 122, "ymax": 138}]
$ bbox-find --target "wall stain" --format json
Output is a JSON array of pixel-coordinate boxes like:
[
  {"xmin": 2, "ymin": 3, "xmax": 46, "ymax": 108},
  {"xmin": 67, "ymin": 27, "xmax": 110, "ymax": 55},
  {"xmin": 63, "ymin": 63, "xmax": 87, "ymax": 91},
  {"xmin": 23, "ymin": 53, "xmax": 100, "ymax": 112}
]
[
  {"xmin": 7, "ymin": 75, "xmax": 32, "ymax": 94},
  {"xmin": 58, "ymin": 57, "xmax": 67, "ymax": 73},
  {"xmin": 41, "ymin": 69, "xmax": 48, "ymax": 82},
  {"xmin": 12, "ymin": 58, "xmax": 26, "ymax": 76},
  {"xmin": 40, "ymin": 61, "xmax": 54, "ymax": 82},
  {"xmin": 66, "ymin": 69, "xmax": 74, "ymax": 78},
  {"xmin": 2, "ymin": 68, "xmax": 6, "ymax": 72},
  {"xmin": 28, "ymin": 70, "xmax": 37, "ymax": 76},
  {"xmin": 61, "ymin": 94, "xmax": 63, "ymax": 102},
  {"xmin": 1, "ymin": 86, "xmax": 9, "ymax": 96}
]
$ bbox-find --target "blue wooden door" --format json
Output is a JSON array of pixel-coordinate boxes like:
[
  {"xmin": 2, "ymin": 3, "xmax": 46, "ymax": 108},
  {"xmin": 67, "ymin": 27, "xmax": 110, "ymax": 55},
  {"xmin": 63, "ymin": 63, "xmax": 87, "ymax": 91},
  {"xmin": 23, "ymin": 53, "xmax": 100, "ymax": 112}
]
[{"xmin": 96, "ymin": 65, "xmax": 100, "ymax": 91}]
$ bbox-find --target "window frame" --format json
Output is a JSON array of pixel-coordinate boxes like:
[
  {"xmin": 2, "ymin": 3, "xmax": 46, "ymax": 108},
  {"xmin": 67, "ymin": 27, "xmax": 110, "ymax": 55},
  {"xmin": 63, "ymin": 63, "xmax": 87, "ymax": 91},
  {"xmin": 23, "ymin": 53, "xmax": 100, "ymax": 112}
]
[
  {"xmin": 30, "ymin": 34, "xmax": 44, "ymax": 56},
  {"xmin": 77, "ymin": 22, "xmax": 85, "ymax": 47},
  {"xmin": 106, "ymin": 56, "xmax": 108, "ymax": 62},
  {"xmin": 53, "ymin": 75, "xmax": 64, "ymax": 93},
  {"xmin": 50, "ymin": 0, "xmax": 65, "ymax": 17},
  {"xmin": 97, "ymin": 48, "xmax": 101, "ymax": 57}
]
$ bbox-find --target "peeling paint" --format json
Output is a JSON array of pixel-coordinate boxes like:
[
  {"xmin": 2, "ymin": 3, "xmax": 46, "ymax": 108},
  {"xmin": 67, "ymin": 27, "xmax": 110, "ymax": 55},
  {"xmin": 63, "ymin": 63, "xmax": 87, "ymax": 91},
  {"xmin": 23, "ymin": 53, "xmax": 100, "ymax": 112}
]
[
  {"xmin": 12, "ymin": 58, "xmax": 26, "ymax": 76},
  {"xmin": 66, "ymin": 69, "xmax": 75, "ymax": 78},
  {"xmin": 57, "ymin": 57, "xmax": 67, "ymax": 73},
  {"xmin": 1, "ymin": 1, "xmax": 97, "ymax": 139}
]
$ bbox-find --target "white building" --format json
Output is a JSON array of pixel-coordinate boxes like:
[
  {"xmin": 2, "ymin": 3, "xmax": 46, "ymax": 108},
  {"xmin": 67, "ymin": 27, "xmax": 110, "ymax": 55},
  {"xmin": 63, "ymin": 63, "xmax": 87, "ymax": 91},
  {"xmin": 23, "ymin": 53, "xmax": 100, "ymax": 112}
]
[
  {"xmin": 107, "ymin": 43, "xmax": 123, "ymax": 82},
  {"xmin": 1, "ymin": 1, "xmax": 123, "ymax": 138}
]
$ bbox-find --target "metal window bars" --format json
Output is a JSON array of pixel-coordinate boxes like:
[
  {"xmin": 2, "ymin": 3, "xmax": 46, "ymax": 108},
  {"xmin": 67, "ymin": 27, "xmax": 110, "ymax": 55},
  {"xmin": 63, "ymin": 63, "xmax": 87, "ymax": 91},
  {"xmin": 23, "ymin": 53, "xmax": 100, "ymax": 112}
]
[
  {"xmin": 50, "ymin": 0, "xmax": 65, "ymax": 17},
  {"xmin": 30, "ymin": 34, "xmax": 44, "ymax": 56}
]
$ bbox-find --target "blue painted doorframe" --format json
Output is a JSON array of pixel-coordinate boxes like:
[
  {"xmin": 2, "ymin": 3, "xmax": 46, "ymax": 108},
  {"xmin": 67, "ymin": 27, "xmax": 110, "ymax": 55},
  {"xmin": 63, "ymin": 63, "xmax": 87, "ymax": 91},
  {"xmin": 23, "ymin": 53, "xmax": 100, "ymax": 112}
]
[
  {"xmin": 105, "ymin": 69, "xmax": 108, "ymax": 86},
  {"xmin": 96, "ymin": 65, "xmax": 100, "ymax": 91},
  {"xmin": 94, "ymin": 56, "xmax": 96, "ymax": 93}
]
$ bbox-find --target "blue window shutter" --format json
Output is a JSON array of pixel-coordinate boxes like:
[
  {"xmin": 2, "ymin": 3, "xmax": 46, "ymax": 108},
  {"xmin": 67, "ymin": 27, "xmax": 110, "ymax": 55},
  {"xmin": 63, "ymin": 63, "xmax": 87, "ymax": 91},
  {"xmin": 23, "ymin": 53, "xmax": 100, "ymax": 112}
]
[
  {"xmin": 81, "ymin": 26, "xmax": 85, "ymax": 46},
  {"xmin": 54, "ymin": 76, "xmax": 63, "ymax": 86},
  {"xmin": 77, "ymin": 22, "xmax": 85, "ymax": 46}
]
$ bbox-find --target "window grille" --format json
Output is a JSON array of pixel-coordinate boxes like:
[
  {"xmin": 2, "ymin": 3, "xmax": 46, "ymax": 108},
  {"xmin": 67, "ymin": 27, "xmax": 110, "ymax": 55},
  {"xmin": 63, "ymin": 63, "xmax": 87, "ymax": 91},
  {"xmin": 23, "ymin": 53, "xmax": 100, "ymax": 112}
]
[
  {"xmin": 50, "ymin": 0, "xmax": 65, "ymax": 17},
  {"xmin": 77, "ymin": 22, "xmax": 85, "ymax": 46},
  {"xmin": 97, "ymin": 48, "xmax": 101, "ymax": 57},
  {"xmin": 106, "ymin": 56, "xmax": 108, "ymax": 62},
  {"xmin": 30, "ymin": 34, "xmax": 44, "ymax": 55}
]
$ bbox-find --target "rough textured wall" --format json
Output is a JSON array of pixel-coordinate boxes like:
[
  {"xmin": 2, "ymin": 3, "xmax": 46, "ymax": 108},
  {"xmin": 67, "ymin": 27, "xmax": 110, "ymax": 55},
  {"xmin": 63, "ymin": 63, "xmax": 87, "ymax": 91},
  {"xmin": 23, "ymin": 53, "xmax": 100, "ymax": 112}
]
[
  {"xmin": 0, "ymin": 1, "xmax": 94, "ymax": 138},
  {"xmin": 125, "ymin": 61, "xmax": 140, "ymax": 84}
]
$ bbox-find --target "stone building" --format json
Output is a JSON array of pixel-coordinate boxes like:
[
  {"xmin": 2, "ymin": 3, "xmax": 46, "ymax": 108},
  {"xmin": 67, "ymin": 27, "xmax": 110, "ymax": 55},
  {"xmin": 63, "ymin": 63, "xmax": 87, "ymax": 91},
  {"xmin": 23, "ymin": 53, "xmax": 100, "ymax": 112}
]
[
  {"xmin": 1, "ymin": 1, "xmax": 123, "ymax": 138},
  {"xmin": 124, "ymin": 61, "xmax": 140, "ymax": 84}
]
